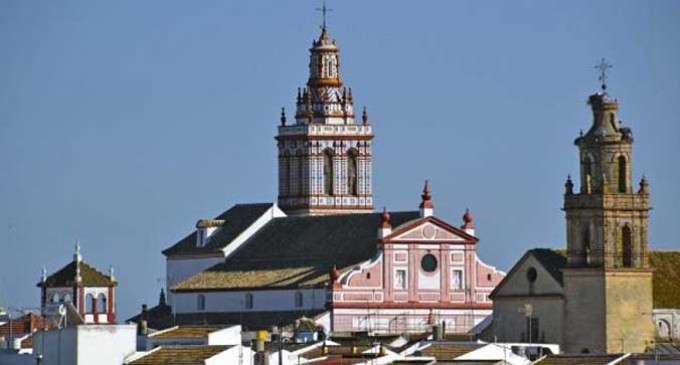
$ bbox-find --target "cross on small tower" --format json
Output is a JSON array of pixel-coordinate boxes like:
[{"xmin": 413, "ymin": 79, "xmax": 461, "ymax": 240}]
[
  {"xmin": 316, "ymin": 2, "xmax": 333, "ymax": 31},
  {"xmin": 594, "ymin": 58, "xmax": 613, "ymax": 91}
]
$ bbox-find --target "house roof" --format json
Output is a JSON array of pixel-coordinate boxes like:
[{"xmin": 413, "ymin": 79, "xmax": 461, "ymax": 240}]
[
  {"xmin": 162, "ymin": 203, "xmax": 274, "ymax": 257},
  {"xmin": 127, "ymin": 345, "xmax": 233, "ymax": 365},
  {"xmin": 37, "ymin": 260, "xmax": 115, "ymax": 287},
  {"xmin": 649, "ymin": 251, "xmax": 680, "ymax": 308},
  {"xmin": 420, "ymin": 343, "xmax": 484, "ymax": 360},
  {"xmin": 533, "ymin": 354, "xmax": 626, "ymax": 365},
  {"xmin": 127, "ymin": 308, "xmax": 327, "ymax": 332},
  {"xmin": 149, "ymin": 325, "xmax": 228, "ymax": 339},
  {"xmin": 172, "ymin": 211, "xmax": 419, "ymax": 292}
]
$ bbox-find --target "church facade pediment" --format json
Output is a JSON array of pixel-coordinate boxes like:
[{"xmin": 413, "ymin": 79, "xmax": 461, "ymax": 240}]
[{"xmin": 384, "ymin": 217, "xmax": 477, "ymax": 245}]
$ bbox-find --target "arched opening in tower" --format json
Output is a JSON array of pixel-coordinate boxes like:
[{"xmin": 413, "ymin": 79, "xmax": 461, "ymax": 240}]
[{"xmin": 622, "ymin": 225, "xmax": 633, "ymax": 267}]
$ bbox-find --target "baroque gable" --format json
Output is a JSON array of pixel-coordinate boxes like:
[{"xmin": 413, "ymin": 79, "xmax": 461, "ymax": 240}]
[{"xmin": 384, "ymin": 217, "xmax": 476, "ymax": 244}]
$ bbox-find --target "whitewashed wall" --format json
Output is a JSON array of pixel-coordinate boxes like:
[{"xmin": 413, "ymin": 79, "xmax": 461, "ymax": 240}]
[
  {"xmin": 166, "ymin": 256, "xmax": 224, "ymax": 301},
  {"xmin": 33, "ymin": 325, "xmax": 136, "ymax": 365},
  {"xmin": 173, "ymin": 289, "xmax": 327, "ymax": 313}
]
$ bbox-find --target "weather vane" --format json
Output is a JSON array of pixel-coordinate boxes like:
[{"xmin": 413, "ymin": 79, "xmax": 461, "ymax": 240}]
[
  {"xmin": 594, "ymin": 58, "xmax": 613, "ymax": 91},
  {"xmin": 316, "ymin": 2, "xmax": 333, "ymax": 31}
]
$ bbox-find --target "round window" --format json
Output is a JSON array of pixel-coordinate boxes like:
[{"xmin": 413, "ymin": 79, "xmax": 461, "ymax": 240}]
[
  {"xmin": 421, "ymin": 254, "xmax": 438, "ymax": 272},
  {"xmin": 527, "ymin": 267, "xmax": 538, "ymax": 283}
]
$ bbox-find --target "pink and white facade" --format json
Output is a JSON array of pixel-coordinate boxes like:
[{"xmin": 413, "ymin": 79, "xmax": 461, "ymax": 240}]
[{"xmin": 329, "ymin": 183, "xmax": 505, "ymax": 333}]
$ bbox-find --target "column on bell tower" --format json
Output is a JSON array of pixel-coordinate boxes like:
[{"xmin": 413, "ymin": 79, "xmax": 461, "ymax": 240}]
[
  {"xmin": 564, "ymin": 90, "xmax": 650, "ymax": 269},
  {"xmin": 276, "ymin": 25, "xmax": 374, "ymax": 216}
]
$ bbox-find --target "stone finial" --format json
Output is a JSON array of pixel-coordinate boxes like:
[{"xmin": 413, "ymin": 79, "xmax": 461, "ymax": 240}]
[
  {"xmin": 109, "ymin": 265, "xmax": 115, "ymax": 281},
  {"xmin": 280, "ymin": 107, "xmax": 287, "ymax": 126},
  {"xmin": 638, "ymin": 175, "xmax": 649, "ymax": 194},
  {"xmin": 419, "ymin": 180, "xmax": 434, "ymax": 215},
  {"xmin": 381, "ymin": 207, "xmax": 391, "ymax": 228},
  {"xmin": 362, "ymin": 106, "xmax": 368, "ymax": 125},
  {"xmin": 565, "ymin": 175, "xmax": 574, "ymax": 195},
  {"xmin": 41, "ymin": 267, "xmax": 47, "ymax": 283},
  {"xmin": 462, "ymin": 208, "xmax": 474, "ymax": 228},
  {"xmin": 330, "ymin": 265, "xmax": 340, "ymax": 282},
  {"xmin": 461, "ymin": 208, "xmax": 475, "ymax": 236},
  {"xmin": 74, "ymin": 241, "xmax": 82, "ymax": 263}
]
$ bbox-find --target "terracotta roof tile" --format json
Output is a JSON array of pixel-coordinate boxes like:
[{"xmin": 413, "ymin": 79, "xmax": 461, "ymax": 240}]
[
  {"xmin": 535, "ymin": 354, "xmax": 625, "ymax": 365},
  {"xmin": 127, "ymin": 345, "xmax": 233, "ymax": 364},
  {"xmin": 420, "ymin": 343, "xmax": 483, "ymax": 360},
  {"xmin": 38, "ymin": 260, "xmax": 115, "ymax": 287},
  {"xmin": 150, "ymin": 326, "xmax": 227, "ymax": 339}
]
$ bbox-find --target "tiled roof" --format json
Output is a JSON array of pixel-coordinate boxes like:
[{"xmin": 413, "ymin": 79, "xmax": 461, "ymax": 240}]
[
  {"xmin": 0, "ymin": 313, "xmax": 50, "ymax": 337},
  {"xmin": 162, "ymin": 203, "xmax": 274, "ymax": 257},
  {"xmin": 420, "ymin": 343, "xmax": 483, "ymax": 360},
  {"xmin": 534, "ymin": 354, "xmax": 625, "ymax": 365},
  {"xmin": 127, "ymin": 345, "xmax": 233, "ymax": 365},
  {"xmin": 172, "ymin": 211, "xmax": 419, "ymax": 291},
  {"xmin": 127, "ymin": 308, "xmax": 326, "ymax": 332},
  {"xmin": 150, "ymin": 325, "xmax": 227, "ymax": 339},
  {"xmin": 649, "ymin": 251, "xmax": 680, "ymax": 308},
  {"xmin": 38, "ymin": 260, "xmax": 115, "ymax": 287},
  {"xmin": 530, "ymin": 249, "xmax": 568, "ymax": 284}
]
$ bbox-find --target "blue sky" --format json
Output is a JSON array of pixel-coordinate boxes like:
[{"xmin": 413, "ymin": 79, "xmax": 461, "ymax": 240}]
[{"xmin": 1, "ymin": 1, "xmax": 678, "ymax": 320}]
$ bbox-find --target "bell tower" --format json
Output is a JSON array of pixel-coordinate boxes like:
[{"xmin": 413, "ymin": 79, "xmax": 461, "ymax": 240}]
[
  {"xmin": 275, "ymin": 20, "xmax": 374, "ymax": 215},
  {"xmin": 561, "ymin": 61, "xmax": 654, "ymax": 354}
]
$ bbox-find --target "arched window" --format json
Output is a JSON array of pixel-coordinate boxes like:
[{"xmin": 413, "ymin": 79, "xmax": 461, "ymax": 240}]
[
  {"xmin": 295, "ymin": 291, "xmax": 304, "ymax": 308},
  {"xmin": 582, "ymin": 224, "xmax": 591, "ymax": 262},
  {"xmin": 618, "ymin": 155, "xmax": 627, "ymax": 193},
  {"xmin": 86, "ymin": 293, "xmax": 95, "ymax": 313},
  {"xmin": 62, "ymin": 292, "xmax": 72, "ymax": 303},
  {"xmin": 98, "ymin": 293, "xmax": 107, "ymax": 313},
  {"xmin": 245, "ymin": 293, "xmax": 254, "ymax": 309},
  {"xmin": 323, "ymin": 150, "xmax": 334, "ymax": 196},
  {"xmin": 197, "ymin": 294, "xmax": 205, "ymax": 311},
  {"xmin": 622, "ymin": 225, "xmax": 633, "ymax": 267},
  {"xmin": 50, "ymin": 292, "xmax": 60, "ymax": 303},
  {"xmin": 347, "ymin": 150, "xmax": 358, "ymax": 196},
  {"xmin": 583, "ymin": 157, "xmax": 593, "ymax": 193}
]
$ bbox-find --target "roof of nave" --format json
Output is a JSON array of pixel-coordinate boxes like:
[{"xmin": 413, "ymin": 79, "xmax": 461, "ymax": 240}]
[
  {"xmin": 171, "ymin": 211, "xmax": 419, "ymax": 292},
  {"xmin": 127, "ymin": 345, "xmax": 234, "ymax": 365},
  {"xmin": 162, "ymin": 203, "xmax": 274, "ymax": 257},
  {"xmin": 38, "ymin": 260, "xmax": 115, "ymax": 287}
]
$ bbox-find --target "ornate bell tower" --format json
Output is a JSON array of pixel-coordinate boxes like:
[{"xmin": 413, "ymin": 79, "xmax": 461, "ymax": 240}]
[
  {"xmin": 275, "ymin": 19, "xmax": 374, "ymax": 216},
  {"xmin": 561, "ymin": 60, "xmax": 654, "ymax": 354}
]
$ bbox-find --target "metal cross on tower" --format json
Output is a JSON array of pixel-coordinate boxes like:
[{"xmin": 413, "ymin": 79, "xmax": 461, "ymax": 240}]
[
  {"xmin": 595, "ymin": 58, "xmax": 613, "ymax": 91},
  {"xmin": 316, "ymin": 2, "xmax": 333, "ymax": 31}
]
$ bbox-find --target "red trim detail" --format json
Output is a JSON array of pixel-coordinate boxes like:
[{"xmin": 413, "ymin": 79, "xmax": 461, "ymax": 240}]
[{"xmin": 107, "ymin": 287, "xmax": 115, "ymax": 324}]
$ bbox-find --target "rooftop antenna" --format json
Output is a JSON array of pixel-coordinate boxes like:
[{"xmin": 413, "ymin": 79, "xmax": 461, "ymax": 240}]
[
  {"xmin": 594, "ymin": 58, "xmax": 613, "ymax": 91},
  {"xmin": 316, "ymin": 2, "xmax": 333, "ymax": 31}
]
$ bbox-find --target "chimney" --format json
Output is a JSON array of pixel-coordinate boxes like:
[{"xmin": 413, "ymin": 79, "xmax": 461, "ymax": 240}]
[{"xmin": 195, "ymin": 219, "xmax": 225, "ymax": 247}]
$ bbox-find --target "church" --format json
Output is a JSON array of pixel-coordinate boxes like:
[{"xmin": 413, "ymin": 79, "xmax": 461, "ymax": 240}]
[
  {"xmin": 151, "ymin": 22, "xmax": 506, "ymax": 334},
  {"xmin": 488, "ymin": 71, "xmax": 680, "ymax": 353}
]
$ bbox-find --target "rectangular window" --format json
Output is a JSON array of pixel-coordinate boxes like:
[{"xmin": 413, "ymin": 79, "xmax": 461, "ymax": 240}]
[
  {"xmin": 451, "ymin": 270, "xmax": 463, "ymax": 290},
  {"xmin": 295, "ymin": 292, "xmax": 303, "ymax": 308},
  {"xmin": 245, "ymin": 293, "xmax": 253, "ymax": 309},
  {"xmin": 197, "ymin": 294, "xmax": 205, "ymax": 311},
  {"xmin": 395, "ymin": 269, "xmax": 407, "ymax": 289}
]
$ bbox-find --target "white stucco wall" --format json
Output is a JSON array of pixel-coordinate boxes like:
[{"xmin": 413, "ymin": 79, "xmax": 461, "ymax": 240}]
[
  {"xmin": 33, "ymin": 325, "xmax": 136, "ymax": 365},
  {"xmin": 173, "ymin": 289, "xmax": 327, "ymax": 314},
  {"xmin": 205, "ymin": 345, "xmax": 253, "ymax": 365},
  {"xmin": 208, "ymin": 325, "xmax": 242, "ymax": 345}
]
